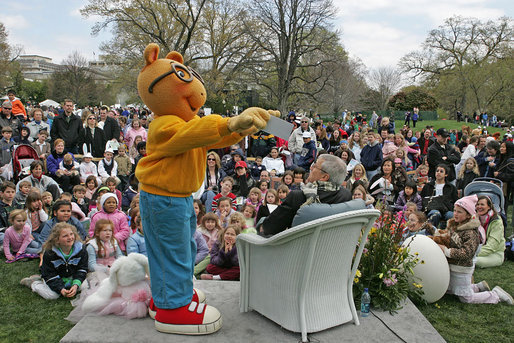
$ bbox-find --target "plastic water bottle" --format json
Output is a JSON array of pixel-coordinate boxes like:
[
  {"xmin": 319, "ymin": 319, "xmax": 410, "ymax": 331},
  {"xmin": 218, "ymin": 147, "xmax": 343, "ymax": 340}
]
[{"xmin": 360, "ymin": 288, "xmax": 371, "ymax": 317}]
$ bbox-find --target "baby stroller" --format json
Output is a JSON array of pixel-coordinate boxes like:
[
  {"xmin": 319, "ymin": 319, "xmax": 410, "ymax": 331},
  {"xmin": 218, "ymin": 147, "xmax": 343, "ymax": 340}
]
[
  {"xmin": 11, "ymin": 144, "xmax": 40, "ymax": 183},
  {"xmin": 464, "ymin": 177, "xmax": 507, "ymax": 229}
]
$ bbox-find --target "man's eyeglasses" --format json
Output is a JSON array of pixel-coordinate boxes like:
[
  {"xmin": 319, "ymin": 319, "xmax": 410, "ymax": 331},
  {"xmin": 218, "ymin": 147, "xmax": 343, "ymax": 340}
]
[
  {"xmin": 301, "ymin": 121, "xmax": 308, "ymax": 123},
  {"xmin": 310, "ymin": 163, "xmax": 328, "ymax": 174},
  {"xmin": 148, "ymin": 62, "xmax": 204, "ymax": 93},
  {"xmin": 2, "ymin": 107, "xmax": 12, "ymax": 110}
]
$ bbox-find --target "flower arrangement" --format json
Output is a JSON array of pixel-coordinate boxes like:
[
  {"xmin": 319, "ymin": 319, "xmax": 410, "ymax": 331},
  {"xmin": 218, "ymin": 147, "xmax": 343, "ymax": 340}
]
[{"xmin": 353, "ymin": 205, "xmax": 425, "ymax": 313}]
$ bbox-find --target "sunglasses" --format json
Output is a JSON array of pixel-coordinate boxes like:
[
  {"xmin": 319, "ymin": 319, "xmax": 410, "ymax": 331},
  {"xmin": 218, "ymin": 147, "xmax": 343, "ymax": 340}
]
[{"xmin": 207, "ymin": 158, "xmax": 216, "ymax": 161}]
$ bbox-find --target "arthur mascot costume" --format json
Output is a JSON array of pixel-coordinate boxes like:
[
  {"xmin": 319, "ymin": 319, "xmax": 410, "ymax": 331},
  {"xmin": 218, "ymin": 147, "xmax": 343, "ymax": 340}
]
[{"xmin": 136, "ymin": 43, "xmax": 278, "ymax": 335}]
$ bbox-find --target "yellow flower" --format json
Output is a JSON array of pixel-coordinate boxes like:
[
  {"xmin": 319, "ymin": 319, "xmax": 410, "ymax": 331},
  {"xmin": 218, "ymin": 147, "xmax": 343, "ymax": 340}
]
[
  {"xmin": 412, "ymin": 282, "xmax": 423, "ymax": 289},
  {"xmin": 415, "ymin": 252, "xmax": 419, "ymax": 256},
  {"xmin": 421, "ymin": 260, "xmax": 425, "ymax": 264},
  {"xmin": 379, "ymin": 273, "xmax": 384, "ymax": 279},
  {"xmin": 434, "ymin": 303, "xmax": 441, "ymax": 309},
  {"xmin": 354, "ymin": 277, "xmax": 359, "ymax": 283},
  {"xmin": 370, "ymin": 228, "xmax": 377, "ymax": 235},
  {"xmin": 390, "ymin": 268, "xmax": 399, "ymax": 272},
  {"xmin": 356, "ymin": 269, "xmax": 362, "ymax": 278}
]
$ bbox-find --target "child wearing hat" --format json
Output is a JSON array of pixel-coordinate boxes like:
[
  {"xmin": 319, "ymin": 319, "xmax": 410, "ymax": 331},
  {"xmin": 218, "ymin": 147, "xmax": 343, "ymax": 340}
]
[
  {"xmin": 297, "ymin": 131, "xmax": 317, "ymax": 170},
  {"xmin": 89, "ymin": 193, "xmax": 130, "ymax": 252},
  {"xmin": 437, "ymin": 194, "xmax": 513, "ymax": 305}
]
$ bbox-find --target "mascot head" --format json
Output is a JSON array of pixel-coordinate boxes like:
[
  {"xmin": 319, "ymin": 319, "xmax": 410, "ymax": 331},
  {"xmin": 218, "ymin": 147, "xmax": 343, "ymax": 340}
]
[{"xmin": 137, "ymin": 43, "xmax": 206, "ymax": 121}]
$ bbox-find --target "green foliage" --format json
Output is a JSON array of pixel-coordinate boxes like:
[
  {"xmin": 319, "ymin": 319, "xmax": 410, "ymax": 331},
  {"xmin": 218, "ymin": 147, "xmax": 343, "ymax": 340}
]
[
  {"xmin": 354, "ymin": 208, "xmax": 425, "ymax": 313},
  {"xmin": 18, "ymin": 79, "xmax": 48, "ymax": 104},
  {"xmin": 389, "ymin": 87, "xmax": 438, "ymax": 111}
]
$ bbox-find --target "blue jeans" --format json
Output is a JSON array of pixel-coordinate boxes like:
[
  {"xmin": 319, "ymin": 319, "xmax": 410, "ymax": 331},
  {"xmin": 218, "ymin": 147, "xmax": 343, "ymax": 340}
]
[
  {"xmin": 139, "ymin": 191, "xmax": 196, "ymax": 309},
  {"xmin": 428, "ymin": 210, "xmax": 454, "ymax": 228},
  {"xmin": 201, "ymin": 190, "xmax": 216, "ymax": 213}
]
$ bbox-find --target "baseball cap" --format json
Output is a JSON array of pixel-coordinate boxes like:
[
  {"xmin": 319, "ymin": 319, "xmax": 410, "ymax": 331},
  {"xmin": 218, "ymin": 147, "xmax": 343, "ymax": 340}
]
[
  {"xmin": 436, "ymin": 128, "xmax": 449, "ymax": 138},
  {"xmin": 235, "ymin": 161, "xmax": 247, "ymax": 169},
  {"xmin": 302, "ymin": 131, "xmax": 311, "ymax": 139}
]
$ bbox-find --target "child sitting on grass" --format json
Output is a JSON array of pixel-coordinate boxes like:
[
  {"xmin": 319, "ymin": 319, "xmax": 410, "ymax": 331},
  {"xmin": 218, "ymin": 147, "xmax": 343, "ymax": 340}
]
[
  {"xmin": 0, "ymin": 181, "xmax": 23, "ymax": 230},
  {"xmin": 20, "ymin": 223, "xmax": 88, "ymax": 300},
  {"xmin": 198, "ymin": 212, "xmax": 222, "ymax": 250},
  {"xmin": 126, "ymin": 215, "xmax": 146, "ymax": 257},
  {"xmin": 242, "ymin": 204, "xmax": 257, "ymax": 233},
  {"xmin": 87, "ymin": 219, "xmax": 123, "ymax": 272},
  {"xmin": 3, "ymin": 209, "xmax": 41, "ymax": 262},
  {"xmin": 438, "ymin": 195, "xmax": 513, "ymax": 305},
  {"xmin": 89, "ymin": 193, "xmax": 130, "ymax": 253}
]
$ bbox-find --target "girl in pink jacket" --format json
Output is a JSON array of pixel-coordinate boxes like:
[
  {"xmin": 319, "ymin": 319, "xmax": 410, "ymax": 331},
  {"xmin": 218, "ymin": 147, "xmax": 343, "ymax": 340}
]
[
  {"xmin": 124, "ymin": 119, "xmax": 148, "ymax": 149},
  {"xmin": 89, "ymin": 193, "xmax": 130, "ymax": 252}
]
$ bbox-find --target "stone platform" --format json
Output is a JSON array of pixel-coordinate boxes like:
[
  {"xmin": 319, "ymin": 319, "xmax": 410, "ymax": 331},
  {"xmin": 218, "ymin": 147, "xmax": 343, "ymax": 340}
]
[{"xmin": 61, "ymin": 280, "xmax": 446, "ymax": 343}]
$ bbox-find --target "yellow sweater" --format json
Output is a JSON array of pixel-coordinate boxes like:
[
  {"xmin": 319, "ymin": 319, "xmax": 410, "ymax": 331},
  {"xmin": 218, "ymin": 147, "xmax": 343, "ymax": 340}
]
[{"xmin": 136, "ymin": 114, "xmax": 243, "ymax": 197}]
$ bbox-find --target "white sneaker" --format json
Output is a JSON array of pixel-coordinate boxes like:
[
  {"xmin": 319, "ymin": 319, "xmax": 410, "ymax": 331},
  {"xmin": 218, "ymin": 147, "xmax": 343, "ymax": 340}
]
[
  {"xmin": 476, "ymin": 280, "xmax": 490, "ymax": 292},
  {"xmin": 492, "ymin": 286, "xmax": 514, "ymax": 305}
]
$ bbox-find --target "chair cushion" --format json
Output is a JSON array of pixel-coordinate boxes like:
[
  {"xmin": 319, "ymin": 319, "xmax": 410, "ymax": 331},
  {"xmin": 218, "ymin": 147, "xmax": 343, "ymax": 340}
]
[{"xmin": 291, "ymin": 199, "xmax": 366, "ymax": 227}]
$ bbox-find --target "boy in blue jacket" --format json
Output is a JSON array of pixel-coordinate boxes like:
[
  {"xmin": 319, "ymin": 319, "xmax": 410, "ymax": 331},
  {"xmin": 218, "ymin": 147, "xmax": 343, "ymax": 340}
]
[{"xmin": 298, "ymin": 131, "xmax": 317, "ymax": 171}]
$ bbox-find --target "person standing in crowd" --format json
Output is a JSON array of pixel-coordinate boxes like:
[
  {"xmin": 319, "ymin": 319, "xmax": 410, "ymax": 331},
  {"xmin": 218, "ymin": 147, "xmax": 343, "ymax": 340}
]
[
  {"xmin": 288, "ymin": 117, "xmax": 316, "ymax": 165},
  {"xmin": 5, "ymin": 90, "xmax": 26, "ymax": 120},
  {"xmin": 0, "ymin": 101, "xmax": 23, "ymax": 139},
  {"xmin": 81, "ymin": 112, "xmax": 106, "ymax": 158},
  {"xmin": 26, "ymin": 108, "xmax": 50, "ymax": 142},
  {"xmin": 427, "ymin": 128, "xmax": 460, "ymax": 182},
  {"xmin": 417, "ymin": 128, "xmax": 434, "ymax": 159},
  {"xmin": 50, "ymin": 99, "xmax": 83, "ymax": 154},
  {"xmin": 361, "ymin": 132, "xmax": 383, "ymax": 181},
  {"xmin": 98, "ymin": 106, "xmax": 121, "ymax": 143}
]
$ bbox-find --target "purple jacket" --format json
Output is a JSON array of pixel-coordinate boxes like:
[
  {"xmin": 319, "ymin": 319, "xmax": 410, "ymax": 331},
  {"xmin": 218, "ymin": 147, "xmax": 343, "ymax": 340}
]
[
  {"xmin": 89, "ymin": 210, "xmax": 130, "ymax": 251},
  {"xmin": 194, "ymin": 230, "xmax": 209, "ymax": 264},
  {"xmin": 394, "ymin": 191, "xmax": 422, "ymax": 212},
  {"xmin": 209, "ymin": 241, "xmax": 238, "ymax": 267}
]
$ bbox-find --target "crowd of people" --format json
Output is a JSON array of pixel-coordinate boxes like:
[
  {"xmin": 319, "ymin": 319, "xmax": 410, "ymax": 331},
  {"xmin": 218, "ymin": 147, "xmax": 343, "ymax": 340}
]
[{"xmin": 1, "ymin": 91, "xmax": 512, "ymax": 306}]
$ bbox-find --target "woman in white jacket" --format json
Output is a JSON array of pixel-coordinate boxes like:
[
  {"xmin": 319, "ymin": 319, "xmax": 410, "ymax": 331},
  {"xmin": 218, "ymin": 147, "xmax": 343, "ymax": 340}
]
[
  {"xmin": 456, "ymin": 136, "xmax": 479, "ymax": 175},
  {"xmin": 262, "ymin": 147, "xmax": 285, "ymax": 176}
]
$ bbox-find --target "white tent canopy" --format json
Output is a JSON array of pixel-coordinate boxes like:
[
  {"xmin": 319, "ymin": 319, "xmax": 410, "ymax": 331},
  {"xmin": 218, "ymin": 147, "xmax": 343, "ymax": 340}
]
[{"xmin": 39, "ymin": 99, "xmax": 60, "ymax": 107}]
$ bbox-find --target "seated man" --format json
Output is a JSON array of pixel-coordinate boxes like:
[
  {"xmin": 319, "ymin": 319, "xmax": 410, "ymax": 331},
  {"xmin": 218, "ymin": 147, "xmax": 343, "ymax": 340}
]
[{"xmin": 261, "ymin": 154, "xmax": 351, "ymax": 236}]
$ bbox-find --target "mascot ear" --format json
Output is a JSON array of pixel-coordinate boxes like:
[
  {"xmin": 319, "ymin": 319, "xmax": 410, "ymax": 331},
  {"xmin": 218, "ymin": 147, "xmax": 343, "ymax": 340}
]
[
  {"xmin": 144, "ymin": 43, "xmax": 160, "ymax": 66},
  {"xmin": 165, "ymin": 51, "xmax": 184, "ymax": 64}
]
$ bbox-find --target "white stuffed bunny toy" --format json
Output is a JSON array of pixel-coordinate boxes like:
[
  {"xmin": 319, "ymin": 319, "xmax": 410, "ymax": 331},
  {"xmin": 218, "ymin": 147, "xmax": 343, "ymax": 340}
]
[{"xmin": 81, "ymin": 253, "xmax": 152, "ymax": 319}]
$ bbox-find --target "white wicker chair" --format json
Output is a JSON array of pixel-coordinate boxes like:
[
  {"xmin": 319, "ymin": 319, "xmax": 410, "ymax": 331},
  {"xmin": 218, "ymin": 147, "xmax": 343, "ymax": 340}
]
[{"xmin": 237, "ymin": 209, "xmax": 380, "ymax": 342}]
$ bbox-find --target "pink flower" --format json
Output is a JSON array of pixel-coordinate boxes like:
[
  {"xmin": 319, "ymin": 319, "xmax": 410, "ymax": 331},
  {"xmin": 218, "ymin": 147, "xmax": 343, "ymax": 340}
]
[{"xmin": 383, "ymin": 274, "xmax": 397, "ymax": 287}]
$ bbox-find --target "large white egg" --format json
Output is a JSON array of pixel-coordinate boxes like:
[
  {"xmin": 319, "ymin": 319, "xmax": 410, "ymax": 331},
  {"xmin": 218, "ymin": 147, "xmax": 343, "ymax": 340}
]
[{"xmin": 402, "ymin": 235, "xmax": 450, "ymax": 303}]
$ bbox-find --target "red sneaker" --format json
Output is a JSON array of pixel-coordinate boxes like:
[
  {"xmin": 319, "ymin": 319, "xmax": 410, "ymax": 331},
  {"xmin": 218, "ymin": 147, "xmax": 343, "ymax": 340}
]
[
  {"xmin": 154, "ymin": 301, "xmax": 222, "ymax": 335},
  {"xmin": 148, "ymin": 288, "xmax": 206, "ymax": 319}
]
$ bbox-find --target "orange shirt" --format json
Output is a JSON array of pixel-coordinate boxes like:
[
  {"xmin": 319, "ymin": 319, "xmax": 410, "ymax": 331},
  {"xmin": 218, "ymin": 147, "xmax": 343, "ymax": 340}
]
[{"xmin": 7, "ymin": 99, "xmax": 26, "ymax": 119}]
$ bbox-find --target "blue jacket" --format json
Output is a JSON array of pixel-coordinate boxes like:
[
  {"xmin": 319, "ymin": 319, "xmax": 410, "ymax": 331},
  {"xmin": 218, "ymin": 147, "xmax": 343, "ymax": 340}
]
[
  {"xmin": 40, "ymin": 241, "xmax": 88, "ymax": 294},
  {"xmin": 37, "ymin": 216, "xmax": 86, "ymax": 245},
  {"xmin": 298, "ymin": 140, "xmax": 317, "ymax": 170},
  {"xmin": 126, "ymin": 231, "xmax": 147, "ymax": 257},
  {"xmin": 361, "ymin": 142, "xmax": 383, "ymax": 171}
]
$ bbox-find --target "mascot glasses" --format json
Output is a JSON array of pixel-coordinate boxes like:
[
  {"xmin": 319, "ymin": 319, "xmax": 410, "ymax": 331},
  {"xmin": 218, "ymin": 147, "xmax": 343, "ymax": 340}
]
[{"xmin": 148, "ymin": 61, "xmax": 204, "ymax": 93}]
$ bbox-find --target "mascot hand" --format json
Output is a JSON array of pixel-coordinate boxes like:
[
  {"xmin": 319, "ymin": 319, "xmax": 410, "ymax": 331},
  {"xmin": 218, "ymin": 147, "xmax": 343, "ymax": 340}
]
[{"xmin": 228, "ymin": 107, "xmax": 280, "ymax": 134}]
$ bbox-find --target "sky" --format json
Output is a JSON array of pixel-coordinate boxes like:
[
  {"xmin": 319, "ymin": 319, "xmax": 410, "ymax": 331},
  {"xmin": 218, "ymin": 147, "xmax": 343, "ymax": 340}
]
[{"xmin": 2, "ymin": 0, "xmax": 513, "ymax": 71}]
